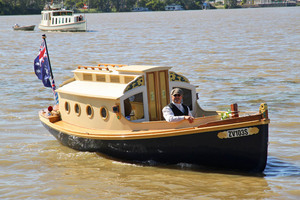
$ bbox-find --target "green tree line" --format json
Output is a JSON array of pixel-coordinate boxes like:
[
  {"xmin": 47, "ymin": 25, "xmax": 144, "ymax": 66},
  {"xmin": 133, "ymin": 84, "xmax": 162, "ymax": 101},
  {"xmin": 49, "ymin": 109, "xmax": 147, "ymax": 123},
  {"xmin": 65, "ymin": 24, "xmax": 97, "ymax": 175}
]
[
  {"xmin": 0, "ymin": 0, "xmax": 238, "ymax": 15},
  {"xmin": 0, "ymin": 0, "xmax": 207, "ymax": 14}
]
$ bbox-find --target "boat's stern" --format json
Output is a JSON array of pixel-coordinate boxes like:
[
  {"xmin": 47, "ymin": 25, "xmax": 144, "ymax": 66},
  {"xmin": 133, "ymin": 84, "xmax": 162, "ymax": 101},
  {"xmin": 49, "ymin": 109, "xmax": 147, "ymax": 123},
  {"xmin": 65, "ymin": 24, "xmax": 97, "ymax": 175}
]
[{"xmin": 39, "ymin": 105, "xmax": 61, "ymax": 123}]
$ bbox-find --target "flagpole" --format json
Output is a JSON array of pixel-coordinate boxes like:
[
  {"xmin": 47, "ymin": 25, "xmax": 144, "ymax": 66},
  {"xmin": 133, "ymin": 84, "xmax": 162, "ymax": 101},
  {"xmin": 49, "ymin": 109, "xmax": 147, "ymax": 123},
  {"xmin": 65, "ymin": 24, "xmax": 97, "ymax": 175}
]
[
  {"xmin": 42, "ymin": 34, "xmax": 54, "ymax": 80},
  {"xmin": 41, "ymin": 34, "xmax": 59, "ymax": 105}
]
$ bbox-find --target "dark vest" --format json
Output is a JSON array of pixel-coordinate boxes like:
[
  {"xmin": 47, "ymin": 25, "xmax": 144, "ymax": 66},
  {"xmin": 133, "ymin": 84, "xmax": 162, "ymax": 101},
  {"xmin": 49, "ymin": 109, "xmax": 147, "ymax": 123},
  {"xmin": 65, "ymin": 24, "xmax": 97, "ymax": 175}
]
[{"xmin": 168, "ymin": 103, "xmax": 188, "ymax": 116}]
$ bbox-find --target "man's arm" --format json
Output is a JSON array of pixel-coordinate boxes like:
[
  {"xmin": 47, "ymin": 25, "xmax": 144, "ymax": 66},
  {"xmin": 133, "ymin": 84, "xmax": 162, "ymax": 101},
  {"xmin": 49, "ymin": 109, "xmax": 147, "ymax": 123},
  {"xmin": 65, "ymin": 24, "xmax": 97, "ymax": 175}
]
[
  {"xmin": 185, "ymin": 106, "xmax": 194, "ymax": 123},
  {"xmin": 162, "ymin": 106, "xmax": 185, "ymax": 122}
]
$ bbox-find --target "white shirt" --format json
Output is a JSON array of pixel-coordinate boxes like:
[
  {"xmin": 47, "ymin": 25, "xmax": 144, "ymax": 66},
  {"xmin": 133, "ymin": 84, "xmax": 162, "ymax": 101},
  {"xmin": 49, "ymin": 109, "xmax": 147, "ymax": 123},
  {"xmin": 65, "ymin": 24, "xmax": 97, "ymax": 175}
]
[{"xmin": 162, "ymin": 102, "xmax": 193, "ymax": 122}]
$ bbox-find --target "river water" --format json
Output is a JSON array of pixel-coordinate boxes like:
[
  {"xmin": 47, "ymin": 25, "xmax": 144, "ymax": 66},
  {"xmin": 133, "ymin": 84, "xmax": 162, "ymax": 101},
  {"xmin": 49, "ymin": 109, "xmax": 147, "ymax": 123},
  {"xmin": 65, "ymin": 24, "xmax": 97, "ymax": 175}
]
[{"xmin": 0, "ymin": 7, "xmax": 299, "ymax": 199}]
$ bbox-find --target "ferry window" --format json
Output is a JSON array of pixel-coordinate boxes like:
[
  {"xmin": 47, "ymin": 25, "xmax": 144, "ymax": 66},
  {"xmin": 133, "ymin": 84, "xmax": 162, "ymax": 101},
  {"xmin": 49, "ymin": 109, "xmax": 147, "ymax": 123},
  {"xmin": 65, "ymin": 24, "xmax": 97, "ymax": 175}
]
[
  {"xmin": 65, "ymin": 102, "xmax": 70, "ymax": 114},
  {"xmin": 55, "ymin": 18, "xmax": 57, "ymax": 24},
  {"xmin": 173, "ymin": 87, "xmax": 193, "ymax": 110},
  {"xmin": 86, "ymin": 105, "xmax": 94, "ymax": 119},
  {"xmin": 74, "ymin": 103, "xmax": 81, "ymax": 116},
  {"xmin": 59, "ymin": 18, "xmax": 61, "ymax": 24},
  {"xmin": 62, "ymin": 18, "xmax": 64, "ymax": 23},
  {"xmin": 100, "ymin": 107, "xmax": 108, "ymax": 120},
  {"xmin": 69, "ymin": 18, "xmax": 71, "ymax": 23},
  {"xmin": 124, "ymin": 93, "xmax": 144, "ymax": 121}
]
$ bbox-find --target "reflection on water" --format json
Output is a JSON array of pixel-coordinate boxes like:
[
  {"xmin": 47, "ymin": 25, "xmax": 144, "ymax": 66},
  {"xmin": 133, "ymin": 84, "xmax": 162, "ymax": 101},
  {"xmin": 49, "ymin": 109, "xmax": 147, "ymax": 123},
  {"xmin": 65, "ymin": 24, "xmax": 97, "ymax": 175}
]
[
  {"xmin": 0, "ymin": 7, "xmax": 299, "ymax": 199},
  {"xmin": 265, "ymin": 156, "xmax": 300, "ymax": 177}
]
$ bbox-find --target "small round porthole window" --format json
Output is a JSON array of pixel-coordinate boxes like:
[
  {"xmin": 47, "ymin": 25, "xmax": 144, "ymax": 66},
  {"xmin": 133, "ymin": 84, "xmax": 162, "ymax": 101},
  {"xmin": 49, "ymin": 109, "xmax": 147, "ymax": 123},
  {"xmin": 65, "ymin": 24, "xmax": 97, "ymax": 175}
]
[
  {"xmin": 100, "ymin": 106, "xmax": 108, "ymax": 120},
  {"xmin": 86, "ymin": 105, "xmax": 94, "ymax": 119},
  {"xmin": 74, "ymin": 103, "xmax": 81, "ymax": 116},
  {"xmin": 65, "ymin": 102, "xmax": 70, "ymax": 114}
]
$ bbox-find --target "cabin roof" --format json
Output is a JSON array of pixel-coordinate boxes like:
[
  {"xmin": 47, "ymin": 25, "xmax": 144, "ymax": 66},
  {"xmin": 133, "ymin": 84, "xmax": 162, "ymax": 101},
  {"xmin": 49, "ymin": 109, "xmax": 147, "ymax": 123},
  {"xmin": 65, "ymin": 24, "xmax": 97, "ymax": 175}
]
[
  {"xmin": 74, "ymin": 64, "xmax": 171, "ymax": 75},
  {"xmin": 57, "ymin": 64, "xmax": 172, "ymax": 99},
  {"xmin": 57, "ymin": 81, "xmax": 128, "ymax": 100}
]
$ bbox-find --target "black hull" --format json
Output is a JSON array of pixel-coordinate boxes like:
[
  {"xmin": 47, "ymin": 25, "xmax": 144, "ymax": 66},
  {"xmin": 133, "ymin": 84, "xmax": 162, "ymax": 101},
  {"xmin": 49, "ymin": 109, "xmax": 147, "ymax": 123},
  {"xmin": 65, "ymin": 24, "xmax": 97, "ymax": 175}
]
[{"xmin": 42, "ymin": 122, "xmax": 268, "ymax": 172}]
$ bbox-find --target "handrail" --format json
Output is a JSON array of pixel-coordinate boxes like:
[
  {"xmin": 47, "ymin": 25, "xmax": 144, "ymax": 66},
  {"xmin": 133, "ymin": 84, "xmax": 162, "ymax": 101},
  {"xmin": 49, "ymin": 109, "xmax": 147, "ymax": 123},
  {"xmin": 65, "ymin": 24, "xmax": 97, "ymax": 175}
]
[
  {"xmin": 77, "ymin": 63, "xmax": 128, "ymax": 71},
  {"xmin": 77, "ymin": 65, "xmax": 109, "ymax": 71},
  {"xmin": 98, "ymin": 63, "xmax": 127, "ymax": 68}
]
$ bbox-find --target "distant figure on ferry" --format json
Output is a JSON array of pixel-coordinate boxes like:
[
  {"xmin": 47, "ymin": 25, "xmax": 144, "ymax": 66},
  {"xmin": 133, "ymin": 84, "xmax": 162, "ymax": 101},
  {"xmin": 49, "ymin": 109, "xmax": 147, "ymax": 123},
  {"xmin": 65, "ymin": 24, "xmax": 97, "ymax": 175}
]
[{"xmin": 162, "ymin": 88, "xmax": 194, "ymax": 123}]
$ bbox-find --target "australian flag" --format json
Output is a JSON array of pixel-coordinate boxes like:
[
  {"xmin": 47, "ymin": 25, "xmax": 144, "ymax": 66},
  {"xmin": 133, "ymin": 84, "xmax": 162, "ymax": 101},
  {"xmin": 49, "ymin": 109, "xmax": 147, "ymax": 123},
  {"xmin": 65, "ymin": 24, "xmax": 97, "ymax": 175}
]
[{"xmin": 34, "ymin": 41, "xmax": 51, "ymax": 87}]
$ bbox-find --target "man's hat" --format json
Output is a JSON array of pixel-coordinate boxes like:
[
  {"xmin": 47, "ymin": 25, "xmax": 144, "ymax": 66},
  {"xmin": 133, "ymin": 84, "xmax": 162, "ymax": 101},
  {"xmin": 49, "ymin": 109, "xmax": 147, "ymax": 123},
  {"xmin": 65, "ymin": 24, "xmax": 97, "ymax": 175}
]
[{"xmin": 171, "ymin": 88, "xmax": 183, "ymax": 96}]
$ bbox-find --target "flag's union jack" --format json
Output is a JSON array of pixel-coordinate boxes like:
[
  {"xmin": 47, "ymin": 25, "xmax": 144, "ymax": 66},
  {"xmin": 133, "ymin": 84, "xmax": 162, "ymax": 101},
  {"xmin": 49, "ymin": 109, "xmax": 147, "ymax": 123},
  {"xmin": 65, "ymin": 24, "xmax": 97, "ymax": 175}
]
[{"xmin": 34, "ymin": 40, "xmax": 51, "ymax": 87}]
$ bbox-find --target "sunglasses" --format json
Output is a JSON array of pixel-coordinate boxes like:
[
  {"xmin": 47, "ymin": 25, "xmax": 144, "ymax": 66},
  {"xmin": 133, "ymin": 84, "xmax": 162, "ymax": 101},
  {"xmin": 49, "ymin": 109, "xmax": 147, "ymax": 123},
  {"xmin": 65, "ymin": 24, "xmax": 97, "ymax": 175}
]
[{"xmin": 173, "ymin": 94, "xmax": 181, "ymax": 97}]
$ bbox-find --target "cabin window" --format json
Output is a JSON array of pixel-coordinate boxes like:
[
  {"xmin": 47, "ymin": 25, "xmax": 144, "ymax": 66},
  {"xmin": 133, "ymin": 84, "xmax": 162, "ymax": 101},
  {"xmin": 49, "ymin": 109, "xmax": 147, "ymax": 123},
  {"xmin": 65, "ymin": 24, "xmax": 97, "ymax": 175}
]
[
  {"xmin": 62, "ymin": 18, "xmax": 64, "ymax": 23},
  {"xmin": 173, "ymin": 87, "xmax": 193, "ymax": 110},
  {"xmin": 86, "ymin": 105, "xmax": 94, "ymax": 119},
  {"xmin": 96, "ymin": 75, "xmax": 106, "ymax": 82},
  {"xmin": 55, "ymin": 18, "xmax": 57, "ymax": 24},
  {"xmin": 124, "ymin": 92, "xmax": 144, "ymax": 121},
  {"xmin": 83, "ymin": 74, "xmax": 92, "ymax": 81},
  {"xmin": 65, "ymin": 102, "xmax": 70, "ymax": 114},
  {"xmin": 125, "ymin": 76, "xmax": 135, "ymax": 83},
  {"xmin": 110, "ymin": 75, "xmax": 120, "ymax": 83},
  {"xmin": 74, "ymin": 103, "xmax": 81, "ymax": 116},
  {"xmin": 100, "ymin": 107, "xmax": 108, "ymax": 120}
]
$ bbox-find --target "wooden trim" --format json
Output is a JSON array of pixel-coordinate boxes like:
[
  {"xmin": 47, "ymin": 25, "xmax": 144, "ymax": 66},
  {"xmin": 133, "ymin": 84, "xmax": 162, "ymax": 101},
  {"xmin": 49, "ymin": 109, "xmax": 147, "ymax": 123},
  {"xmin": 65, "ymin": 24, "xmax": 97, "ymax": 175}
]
[
  {"xmin": 146, "ymin": 72, "xmax": 157, "ymax": 121},
  {"xmin": 146, "ymin": 70, "xmax": 170, "ymax": 121},
  {"xmin": 40, "ymin": 113, "xmax": 268, "ymax": 140},
  {"xmin": 158, "ymin": 70, "xmax": 169, "ymax": 120},
  {"xmin": 154, "ymin": 71, "xmax": 161, "ymax": 120},
  {"xmin": 198, "ymin": 114, "xmax": 263, "ymax": 128}
]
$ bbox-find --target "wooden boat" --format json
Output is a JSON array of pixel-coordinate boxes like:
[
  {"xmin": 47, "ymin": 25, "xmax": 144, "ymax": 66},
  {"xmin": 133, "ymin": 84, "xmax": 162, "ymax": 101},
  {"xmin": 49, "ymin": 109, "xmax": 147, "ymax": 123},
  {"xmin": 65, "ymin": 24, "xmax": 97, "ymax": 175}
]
[
  {"xmin": 39, "ymin": 63, "xmax": 270, "ymax": 173},
  {"xmin": 13, "ymin": 24, "xmax": 35, "ymax": 31},
  {"xmin": 38, "ymin": 2, "xmax": 87, "ymax": 32}
]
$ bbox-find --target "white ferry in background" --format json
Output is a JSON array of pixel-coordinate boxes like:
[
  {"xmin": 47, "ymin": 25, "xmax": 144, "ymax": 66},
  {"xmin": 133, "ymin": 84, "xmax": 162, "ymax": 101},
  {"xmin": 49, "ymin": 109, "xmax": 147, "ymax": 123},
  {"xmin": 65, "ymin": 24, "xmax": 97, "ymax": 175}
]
[
  {"xmin": 165, "ymin": 4, "xmax": 184, "ymax": 11},
  {"xmin": 38, "ymin": 1, "xmax": 87, "ymax": 32},
  {"xmin": 132, "ymin": 7, "xmax": 150, "ymax": 12}
]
